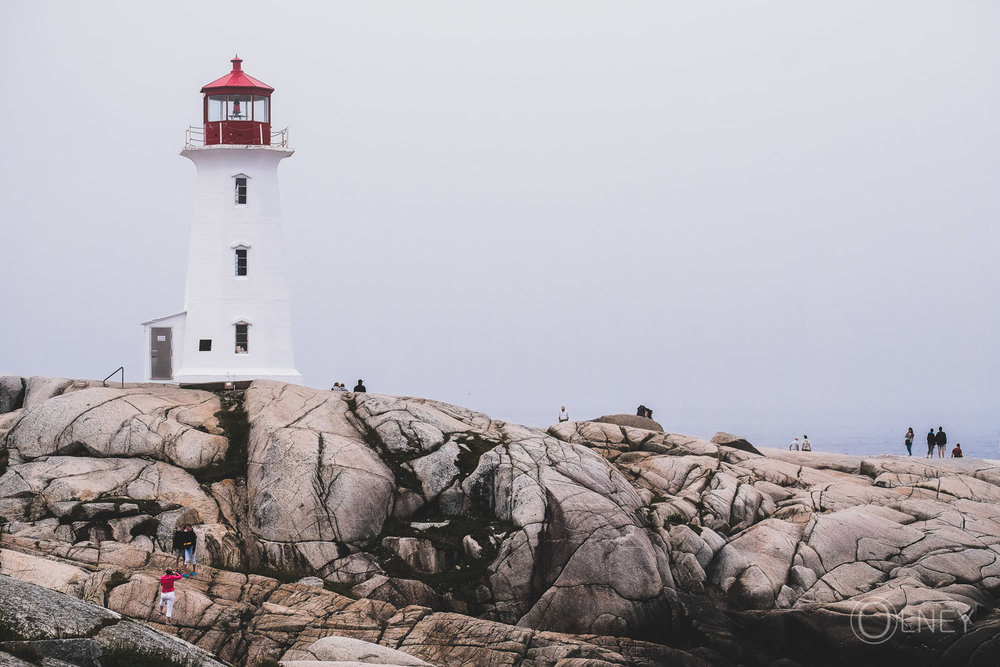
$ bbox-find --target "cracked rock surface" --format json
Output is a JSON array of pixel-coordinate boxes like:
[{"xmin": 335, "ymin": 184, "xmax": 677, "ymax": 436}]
[{"xmin": 3, "ymin": 378, "xmax": 1000, "ymax": 665}]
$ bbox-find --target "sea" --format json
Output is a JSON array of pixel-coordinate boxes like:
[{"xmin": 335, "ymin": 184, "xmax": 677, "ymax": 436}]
[{"xmin": 656, "ymin": 407, "xmax": 1000, "ymax": 460}]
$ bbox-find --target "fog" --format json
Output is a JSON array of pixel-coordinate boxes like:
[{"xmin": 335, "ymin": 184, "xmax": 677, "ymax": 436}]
[{"xmin": 2, "ymin": 2, "xmax": 998, "ymax": 429}]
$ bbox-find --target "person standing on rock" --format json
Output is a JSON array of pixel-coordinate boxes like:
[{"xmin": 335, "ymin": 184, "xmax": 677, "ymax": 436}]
[
  {"xmin": 354, "ymin": 379, "xmax": 367, "ymax": 392},
  {"xmin": 936, "ymin": 427, "xmax": 948, "ymax": 458},
  {"xmin": 926, "ymin": 429, "xmax": 936, "ymax": 458},
  {"xmin": 904, "ymin": 427, "xmax": 914, "ymax": 456},
  {"xmin": 789, "ymin": 437, "xmax": 800, "ymax": 451},
  {"xmin": 801, "ymin": 435, "xmax": 812, "ymax": 451},
  {"xmin": 171, "ymin": 526, "xmax": 186, "ymax": 571},
  {"xmin": 158, "ymin": 569, "xmax": 183, "ymax": 625},
  {"xmin": 558, "ymin": 406, "xmax": 569, "ymax": 422},
  {"xmin": 181, "ymin": 524, "xmax": 197, "ymax": 578}
]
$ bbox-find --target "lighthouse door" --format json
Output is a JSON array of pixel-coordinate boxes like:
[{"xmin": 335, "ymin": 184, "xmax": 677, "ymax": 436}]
[{"xmin": 150, "ymin": 328, "xmax": 173, "ymax": 380}]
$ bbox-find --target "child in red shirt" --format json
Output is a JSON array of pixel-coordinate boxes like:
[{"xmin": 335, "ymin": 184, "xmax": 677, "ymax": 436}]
[{"xmin": 158, "ymin": 569, "xmax": 183, "ymax": 624}]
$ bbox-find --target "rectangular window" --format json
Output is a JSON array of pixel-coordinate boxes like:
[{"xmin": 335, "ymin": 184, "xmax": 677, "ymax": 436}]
[
  {"xmin": 235, "ymin": 248, "xmax": 248, "ymax": 276},
  {"xmin": 199, "ymin": 339, "xmax": 212, "ymax": 351},
  {"xmin": 227, "ymin": 94, "xmax": 250, "ymax": 120},
  {"xmin": 235, "ymin": 324, "xmax": 248, "ymax": 354},
  {"xmin": 235, "ymin": 177, "xmax": 247, "ymax": 205},
  {"xmin": 207, "ymin": 96, "xmax": 225, "ymax": 122},
  {"xmin": 253, "ymin": 95, "xmax": 269, "ymax": 122}
]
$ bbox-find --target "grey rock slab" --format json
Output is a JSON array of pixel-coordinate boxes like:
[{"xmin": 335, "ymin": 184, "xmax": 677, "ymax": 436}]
[
  {"xmin": 382, "ymin": 537, "xmax": 449, "ymax": 575},
  {"xmin": 245, "ymin": 382, "xmax": 395, "ymax": 545},
  {"xmin": 0, "ymin": 375, "xmax": 25, "ymax": 414},
  {"xmin": 93, "ymin": 620, "xmax": 226, "ymax": 666},
  {"xmin": 708, "ymin": 518, "xmax": 804, "ymax": 608},
  {"xmin": 7, "ymin": 386, "xmax": 226, "ymax": 470},
  {"xmin": 22, "ymin": 377, "xmax": 73, "ymax": 409},
  {"xmin": 589, "ymin": 414, "xmax": 664, "ymax": 432},
  {"xmin": 0, "ymin": 574, "xmax": 120, "ymax": 641},
  {"xmin": 1, "ymin": 457, "xmax": 219, "ymax": 524},
  {"xmin": 299, "ymin": 635, "xmax": 433, "ymax": 665},
  {"xmin": 408, "ymin": 439, "xmax": 461, "ymax": 501},
  {"xmin": 354, "ymin": 393, "xmax": 470, "ymax": 455},
  {"xmin": 711, "ymin": 432, "xmax": 762, "ymax": 455}
]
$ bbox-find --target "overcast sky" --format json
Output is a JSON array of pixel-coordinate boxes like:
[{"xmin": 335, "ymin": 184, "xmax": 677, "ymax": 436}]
[{"xmin": 1, "ymin": 2, "xmax": 998, "ymax": 431}]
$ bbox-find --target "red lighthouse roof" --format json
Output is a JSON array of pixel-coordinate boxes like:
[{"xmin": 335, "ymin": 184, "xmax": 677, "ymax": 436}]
[{"xmin": 201, "ymin": 56, "xmax": 274, "ymax": 93}]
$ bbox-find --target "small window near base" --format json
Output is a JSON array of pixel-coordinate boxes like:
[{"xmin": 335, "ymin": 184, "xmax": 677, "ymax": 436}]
[
  {"xmin": 235, "ymin": 323, "xmax": 249, "ymax": 354},
  {"xmin": 199, "ymin": 339, "xmax": 212, "ymax": 352}
]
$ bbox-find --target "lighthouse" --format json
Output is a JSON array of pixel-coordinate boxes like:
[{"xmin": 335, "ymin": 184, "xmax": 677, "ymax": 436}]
[{"xmin": 142, "ymin": 57, "xmax": 302, "ymax": 384}]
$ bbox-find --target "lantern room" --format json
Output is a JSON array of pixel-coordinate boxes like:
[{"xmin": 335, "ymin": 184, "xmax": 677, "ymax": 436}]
[{"xmin": 201, "ymin": 56, "xmax": 274, "ymax": 146}]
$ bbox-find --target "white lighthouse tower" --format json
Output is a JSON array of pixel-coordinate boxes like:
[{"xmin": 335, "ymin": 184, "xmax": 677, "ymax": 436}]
[{"xmin": 142, "ymin": 57, "xmax": 301, "ymax": 384}]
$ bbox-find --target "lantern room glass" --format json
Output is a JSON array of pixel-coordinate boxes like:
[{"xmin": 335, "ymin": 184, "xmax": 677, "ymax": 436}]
[
  {"xmin": 226, "ymin": 94, "xmax": 250, "ymax": 120},
  {"xmin": 253, "ymin": 96, "xmax": 269, "ymax": 123},
  {"xmin": 208, "ymin": 96, "xmax": 225, "ymax": 122},
  {"xmin": 208, "ymin": 94, "xmax": 268, "ymax": 122}
]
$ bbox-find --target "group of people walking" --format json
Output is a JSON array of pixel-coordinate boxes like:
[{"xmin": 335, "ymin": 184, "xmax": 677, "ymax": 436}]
[{"xmin": 904, "ymin": 427, "xmax": 963, "ymax": 458}]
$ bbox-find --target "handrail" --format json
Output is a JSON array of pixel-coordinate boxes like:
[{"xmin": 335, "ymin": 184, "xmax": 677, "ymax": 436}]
[
  {"xmin": 185, "ymin": 125, "xmax": 289, "ymax": 148},
  {"xmin": 102, "ymin": 366, "xmax": 124, "ymax": 388},
  {"xmin": 185, "ymin": 125, "xmax": 205, "ymax": 147},
  {"xmin": 271, "ymin": 127, "xmax": 289, "ymax": 147}
]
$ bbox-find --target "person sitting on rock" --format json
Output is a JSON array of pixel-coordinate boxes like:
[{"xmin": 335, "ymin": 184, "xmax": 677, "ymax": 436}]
[
  {"xmin": 558, "ymin": 406, "xmax": 569, "ymax": 422},
  {"xmin": 952, "ymin": 443, "xmax": 964, "ymax": 458},
  {"xmin": 158, "ymin": 569, "xmax": 183, "ymax": 625},
  {"xmin": 801, "ymin": 435, "xmax": 812, "ymax": 451},
  {"xmin": 789, "ymin": 437, "xmax": 800, "ymax": 451},
  {"xmin": 636, "ymin": 405, "xmax": 647, "ymax": 417},
  {"xmin": 181, "ymin": 524, "xmax": 197, "ymax": 578},
  {"xmin": 354, "ymin": 379, "xmax": 367, "ymax": 393}
]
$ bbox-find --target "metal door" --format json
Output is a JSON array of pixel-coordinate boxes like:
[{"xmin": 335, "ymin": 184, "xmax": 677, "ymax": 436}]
[{"xmin": 150, "ymin": 327, "xmax": 172, "ymax": 380}]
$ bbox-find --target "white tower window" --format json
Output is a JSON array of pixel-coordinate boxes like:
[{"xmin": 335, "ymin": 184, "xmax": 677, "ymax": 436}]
[
  {"xmin": 235, "ymin": 322, "xmax": 249, "ymax": 354},
  {"xmin": 235, "ymin": 248, "xmax": 248, "ymax": 276},
  {"xmin": 235, "ymin": 175, "xmax": 248, "ymax": 204}
]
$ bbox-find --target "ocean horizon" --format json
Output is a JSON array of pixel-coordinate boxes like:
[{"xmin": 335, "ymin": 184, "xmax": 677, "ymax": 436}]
[{"xmin": 662, "ymin": 407, "xmax": 1000, "ymax": 460}]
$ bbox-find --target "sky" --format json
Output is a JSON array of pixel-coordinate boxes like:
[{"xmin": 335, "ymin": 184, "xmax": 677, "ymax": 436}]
[{"xmin": 1, "ymin": 2, "xmax": 998, "ymax": 436}]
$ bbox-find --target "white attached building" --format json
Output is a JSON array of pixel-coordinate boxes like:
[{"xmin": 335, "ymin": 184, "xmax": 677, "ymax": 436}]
[{"xmin": 143, "ymin": 57, "xmax": 301, "ymax": 384}]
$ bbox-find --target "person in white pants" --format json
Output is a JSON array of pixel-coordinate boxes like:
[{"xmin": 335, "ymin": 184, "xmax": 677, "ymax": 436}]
[{"xmin": 158, "ymin": 569, "xmax": 183, "ymax": 624}]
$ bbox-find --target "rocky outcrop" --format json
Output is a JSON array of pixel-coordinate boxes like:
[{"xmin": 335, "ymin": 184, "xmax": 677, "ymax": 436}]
[
  {"xmin": 5, "ymin": 378, "xmax": 1000, "ymax": 665},
  {"xmin": 711, "ymin": 431, "xmax": 762, "ymax": 455},
  {"xmin": 0, "ymin": 574, "xmax": 225, "ymax": 666},
  {"xmin": 590, "ymin": 413, "xmax": 664, "ymax": 432},
  {"xmin": 5, "ymin": 386, "xmax": 227, "ymax": 469},
  {"xmin": 0, "ymin": 375, "xmax": 25, "ymax": 414}
]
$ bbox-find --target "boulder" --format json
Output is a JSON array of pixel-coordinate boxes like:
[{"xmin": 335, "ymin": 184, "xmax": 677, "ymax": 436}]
[
  {"xmin": 0, "ymin": 457, "xmax": 220, "ymax": 525},
  {"xmin": 710, "ymin": 432, "xmax": 762, "ymax": 455},
  {"xmin": 0, "ymin": 573, "xmax": 120, "ymax": 641},
  {"xmin": 294, "ymin": 635, "xmax": 432, "ymax": 665},
  {"xmin": 589, "ymin": 414, "xmax": 664, "ymax": 432},
  {"xmin": 22, "ymin": 376, "xmax": 74, "ymax": 409},
  {"xmin": 353, "ymin": 576, "xmax": 446, "ymax": 610},
  {"xmin": 382, "ymin": 537, "xmax": 451, "ymax": 575},
  {"xmin": 0, "ymin": 375, "xmax": 25, "ymax": 414},
  {"xmin": 6, "ymin": 387, "xmax": 227, "ymax": 470},
  {"xmin": 245, "ymin": 382, "xmax": 395, "ymax": 549}
]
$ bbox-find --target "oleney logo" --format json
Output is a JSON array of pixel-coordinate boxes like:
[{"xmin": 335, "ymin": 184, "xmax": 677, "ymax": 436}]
[
  {"xmin": 849, "ymin": 598, "xmax": 972, "ymax": 644},
  {"xmin": 850, "ymin": 599, "xmax": 897, "ymax": 644}
]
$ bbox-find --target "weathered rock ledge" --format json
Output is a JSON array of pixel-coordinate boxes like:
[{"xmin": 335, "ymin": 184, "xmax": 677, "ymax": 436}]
[{"xmin": 2, "ymin": 375, "xmax": 1000, "ymax": 666}]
